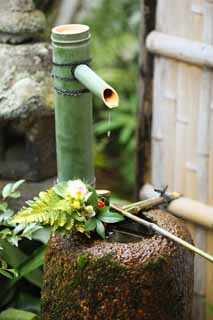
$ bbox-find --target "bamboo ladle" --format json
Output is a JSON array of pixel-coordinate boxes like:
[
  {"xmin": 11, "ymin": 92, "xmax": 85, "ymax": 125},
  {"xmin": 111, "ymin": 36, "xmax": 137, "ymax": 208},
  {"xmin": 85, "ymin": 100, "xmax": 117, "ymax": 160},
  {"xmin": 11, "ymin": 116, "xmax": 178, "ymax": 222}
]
[{"xmin": 97, "ymin": 190, "xmax": 213, "ymax": 263}]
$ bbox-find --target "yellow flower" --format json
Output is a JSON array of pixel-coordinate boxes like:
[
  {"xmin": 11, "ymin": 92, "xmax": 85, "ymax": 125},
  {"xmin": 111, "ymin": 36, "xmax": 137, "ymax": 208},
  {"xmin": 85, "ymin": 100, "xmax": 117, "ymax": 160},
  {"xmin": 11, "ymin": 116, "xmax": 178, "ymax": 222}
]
[
  {"xmin": 76, "ymin": 190, "xmax": 82, "ymax": 200},
  {"xmin": 72, "ymin": 200, "xmax": 81, "ymax": 209}
]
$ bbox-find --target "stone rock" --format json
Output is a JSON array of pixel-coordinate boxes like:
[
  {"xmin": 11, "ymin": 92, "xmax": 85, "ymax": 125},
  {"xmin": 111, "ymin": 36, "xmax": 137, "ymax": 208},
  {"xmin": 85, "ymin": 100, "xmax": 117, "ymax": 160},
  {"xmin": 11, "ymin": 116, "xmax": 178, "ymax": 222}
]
[
  {"xmin": 0, "ymin": 0, "xmax": 46, "ymax": 44},
  {"xmin": 0, "ymin": 42, "xmax": 56, "ymax": 181},
  {"xmin": 10, "ymin": 0, "xmax": 35, "ymax": 12},
  {"xmin": 42, "ymin": 210, "xmax": 194, "ymax": 320},
  {"xmin": 0, "ymin": 42, "xmax": 53, "ymax": 119}
]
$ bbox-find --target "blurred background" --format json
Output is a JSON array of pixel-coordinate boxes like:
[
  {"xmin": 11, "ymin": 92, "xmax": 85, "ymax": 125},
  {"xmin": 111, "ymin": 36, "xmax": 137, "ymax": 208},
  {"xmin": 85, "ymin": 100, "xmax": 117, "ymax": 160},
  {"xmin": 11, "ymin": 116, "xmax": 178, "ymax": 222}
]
[
  {"xmin": 42, "ymin": 0, "xmax": 141, "ymax": 199},
  {"xmin": 0, "ymin": 0, "xmax": 213, "ymax": 319}
]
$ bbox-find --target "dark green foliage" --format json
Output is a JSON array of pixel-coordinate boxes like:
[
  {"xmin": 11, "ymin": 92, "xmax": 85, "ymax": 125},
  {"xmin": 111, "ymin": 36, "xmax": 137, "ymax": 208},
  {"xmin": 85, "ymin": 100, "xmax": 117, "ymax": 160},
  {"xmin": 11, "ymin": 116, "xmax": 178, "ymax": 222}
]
[
  {"xmin": 81, "ymin": 0, "xmax": 140, "ymax": 190},
  {"xmin": 0, "ymin": 181, "xmax": 50, "ymax": 317},
  {"xmin": 0, "ymin": 180, "xmax": 42, "ymax": 276}
]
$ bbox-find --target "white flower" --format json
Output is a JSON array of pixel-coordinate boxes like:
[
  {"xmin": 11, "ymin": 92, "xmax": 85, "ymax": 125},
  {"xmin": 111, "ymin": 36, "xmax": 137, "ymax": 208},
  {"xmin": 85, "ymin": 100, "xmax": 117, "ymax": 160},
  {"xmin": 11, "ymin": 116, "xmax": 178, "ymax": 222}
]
[
  {"xmin": 85, "ymin": 205, "xmax": 96, "ymax": 217},
  {"xmin": 66, "ymin": 179, "xmax": 88, "ymax": 199}
]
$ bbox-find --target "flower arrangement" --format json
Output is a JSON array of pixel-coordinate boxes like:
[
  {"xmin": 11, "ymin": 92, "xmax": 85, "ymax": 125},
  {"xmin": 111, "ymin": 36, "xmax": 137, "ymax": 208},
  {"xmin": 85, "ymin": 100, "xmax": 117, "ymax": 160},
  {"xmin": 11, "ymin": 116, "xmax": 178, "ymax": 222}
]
[{"xmin": 12, "ymin": 179, "xmax": 125, "ymax": 239}]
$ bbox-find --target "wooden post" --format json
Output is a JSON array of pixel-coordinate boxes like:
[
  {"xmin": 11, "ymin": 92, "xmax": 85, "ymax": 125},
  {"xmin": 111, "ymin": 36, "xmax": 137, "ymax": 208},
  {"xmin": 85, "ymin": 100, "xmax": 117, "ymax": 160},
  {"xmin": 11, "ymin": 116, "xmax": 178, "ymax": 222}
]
[{"xmin": 136, "ymin": 0, "xmax": 157, "ymax": 198}]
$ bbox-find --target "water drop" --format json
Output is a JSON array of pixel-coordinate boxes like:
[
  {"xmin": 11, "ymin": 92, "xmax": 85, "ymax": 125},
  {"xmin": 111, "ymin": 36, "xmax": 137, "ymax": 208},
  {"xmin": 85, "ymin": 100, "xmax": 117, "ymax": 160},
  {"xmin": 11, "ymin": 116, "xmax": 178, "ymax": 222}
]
[{"xmin": 107, "ymin": 111, "xmax": 111, "ymax": 138}]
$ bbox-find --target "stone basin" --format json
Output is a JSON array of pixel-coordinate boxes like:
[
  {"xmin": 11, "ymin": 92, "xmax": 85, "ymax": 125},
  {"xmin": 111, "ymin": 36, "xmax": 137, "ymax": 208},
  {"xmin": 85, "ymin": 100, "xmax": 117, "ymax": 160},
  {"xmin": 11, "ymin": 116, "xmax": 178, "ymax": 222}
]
[{"xmin": 41, "ymin": 209, "xmax": 194, "ymax": 320}]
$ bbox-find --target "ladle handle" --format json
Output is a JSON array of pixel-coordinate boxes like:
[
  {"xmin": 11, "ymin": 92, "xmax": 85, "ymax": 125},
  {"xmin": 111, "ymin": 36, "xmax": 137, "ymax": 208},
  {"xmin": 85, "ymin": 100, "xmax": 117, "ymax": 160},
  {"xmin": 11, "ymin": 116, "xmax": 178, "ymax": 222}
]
[{"xmin": 111, "ymin": 204, "xmax": 213, "ymax": 263}]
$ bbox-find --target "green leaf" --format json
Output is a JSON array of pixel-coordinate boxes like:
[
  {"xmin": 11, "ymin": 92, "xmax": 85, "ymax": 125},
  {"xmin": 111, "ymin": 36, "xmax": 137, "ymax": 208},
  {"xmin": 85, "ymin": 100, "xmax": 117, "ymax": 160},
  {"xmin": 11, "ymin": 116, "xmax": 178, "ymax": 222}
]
[
  {"xmin": 53, "ymin": 182, "xmax": 67, "ymax": 197},
  {"xmin": 2, "ymin": 180, "xmax": 24, "ymax": 199},
  {"xmin": 84, "ymin": 191, "xmax": 93, "ymax": 202},
  {"xmin": 1, "ymin": 259, "xmax": 7, "ymax": 269},
  {"xmin": 98, "ymin": 204, "xmax": 109, "ymax": 214},
  {"xmin": 13, "ymin": 224, "xmax": 26, "ymax": 235},
  {"xmin": 0, "ymin": 209, "xmax": 14, "ymax": 223},
  {"xmin": 0, "ymin": 308, "xmax": 40, "ymax": 320},
  {"xmin": 16, "ymin": 246, "xmax": 45, "ymax": 279},
  {"xmin": 0, "ymin": 202, "xmax": 8, "ymax": 211},
  {"xmin": 15, "ymin": 292, "xmax": 41, "ymax": 315},
  {"xmin": 2, "ymin": 184, "xmax": 13, "ymax": 199},
  {"xmin": 11, "ymin": 179, "xmax": 25, "ymax": 192},
  {"xmin": 0, "ymin": 258, "xmax": 18, "ymax": 279},
  {"xmin": 0, "ymin": 269, "xmax": 14, "ymax": 279},
  {"xmin": 96, "ymin": 220, "xmax": 105, "ymax": 239},
  {"xmin": 85, "ymin": 218, "xmax": 97, "ymax": 231},
  {"xmin": 0, "ymin": 228, "xmax": 12, "ymax": 239},
  {"xmin": 8, "ymin": 191, "xmax": 21, "ymax": 199},
  {"xmin": 22, "ymin": 224, "xmax": 42, "ymax": 239},
  {"xmin": 31, "ymin": 227, "xmax": 51, "ymax": 244},
  {"xmin": 86, "ymin": 190, "xmax": 98, "ymax": 210},
  {"xmin": 98, "ymin": 210, "xmax": 125, "ymax": 223},
  {"xmin": 0, "ymin": 240, "xmax": 43, "ymax": 288},
  {"xmin": 5, "ymin": 246, "xmax": 45, "ymax": 294},
  {"xmin": 8, "ymin": 236, "xmax": 20, "ymax": 247}
]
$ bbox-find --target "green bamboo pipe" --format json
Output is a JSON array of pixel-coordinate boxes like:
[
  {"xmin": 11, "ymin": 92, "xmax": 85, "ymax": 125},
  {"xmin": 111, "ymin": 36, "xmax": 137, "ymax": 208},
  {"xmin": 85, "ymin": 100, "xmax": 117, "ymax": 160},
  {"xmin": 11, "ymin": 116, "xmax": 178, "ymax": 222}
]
[
  {"xmin": 51, "ymin": 24, "xmax": 119, "ymax": 183},
  {"xmin": 74, "ymin": 65, "xmax": 119, "ymax": 108}
]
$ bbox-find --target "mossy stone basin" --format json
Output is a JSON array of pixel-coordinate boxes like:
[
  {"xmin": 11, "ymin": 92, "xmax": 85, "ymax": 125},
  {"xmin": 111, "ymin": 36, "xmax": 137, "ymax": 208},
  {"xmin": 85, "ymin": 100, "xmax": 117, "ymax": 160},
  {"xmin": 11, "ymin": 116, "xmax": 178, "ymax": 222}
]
[{"xmin": 41, "ymin": 209, "xmax": 194, "ymax": 320}]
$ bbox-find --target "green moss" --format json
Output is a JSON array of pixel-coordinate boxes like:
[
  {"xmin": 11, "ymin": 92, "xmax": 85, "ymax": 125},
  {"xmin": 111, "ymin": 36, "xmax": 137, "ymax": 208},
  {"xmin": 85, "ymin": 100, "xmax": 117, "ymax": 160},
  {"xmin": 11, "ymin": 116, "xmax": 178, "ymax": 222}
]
[
  {"xmin": 77, "ymin": 253, "xmax": 89, "ymax": 269},
  {"xmin": 143, "ymin": 255, "xmax": 166, "ymax": 272},
  {"xmin": 41, "ymin": 219, "xmax": 194, "ymax": 320},
  {"xmin": 41, "ymin": 252, "xmax": 127, "ymax": 319}
]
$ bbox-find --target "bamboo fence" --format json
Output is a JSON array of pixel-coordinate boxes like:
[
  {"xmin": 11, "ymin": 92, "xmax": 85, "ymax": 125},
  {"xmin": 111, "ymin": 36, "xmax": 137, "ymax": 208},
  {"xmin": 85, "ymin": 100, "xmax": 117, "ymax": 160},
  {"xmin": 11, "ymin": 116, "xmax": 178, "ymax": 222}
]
[{"xmin": 146, "ymin": 1, "xmax": 213, "ymax": 319}]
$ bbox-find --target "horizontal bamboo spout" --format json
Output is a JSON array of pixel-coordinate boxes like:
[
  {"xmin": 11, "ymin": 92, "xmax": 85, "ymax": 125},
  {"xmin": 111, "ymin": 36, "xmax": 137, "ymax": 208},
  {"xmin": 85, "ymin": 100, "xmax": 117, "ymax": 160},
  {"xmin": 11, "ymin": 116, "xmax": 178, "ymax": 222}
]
[{"xmin": 74, "ymin": 64, "xmax": 119, "ymax": 108}]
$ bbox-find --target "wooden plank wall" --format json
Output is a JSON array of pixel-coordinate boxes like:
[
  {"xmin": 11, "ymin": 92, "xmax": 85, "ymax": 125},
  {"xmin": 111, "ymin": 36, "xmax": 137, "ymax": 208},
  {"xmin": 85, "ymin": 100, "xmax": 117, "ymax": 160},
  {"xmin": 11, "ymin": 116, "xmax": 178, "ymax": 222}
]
[{"xmin": 151, "ymin": 1, "xmax": 213, "ymax": 319}]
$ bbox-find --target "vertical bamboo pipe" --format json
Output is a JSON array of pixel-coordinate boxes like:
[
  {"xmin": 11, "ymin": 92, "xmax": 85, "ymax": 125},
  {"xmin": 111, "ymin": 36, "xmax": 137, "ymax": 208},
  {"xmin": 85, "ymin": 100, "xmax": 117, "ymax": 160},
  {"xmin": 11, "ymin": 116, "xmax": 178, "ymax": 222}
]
[
  {"xmin": 52, "ymin": 24, "xmax": 94, "ymax": 183},
  {"xmin": 52, "ymin": 24, "xmax": 119, "ymax": 183}
]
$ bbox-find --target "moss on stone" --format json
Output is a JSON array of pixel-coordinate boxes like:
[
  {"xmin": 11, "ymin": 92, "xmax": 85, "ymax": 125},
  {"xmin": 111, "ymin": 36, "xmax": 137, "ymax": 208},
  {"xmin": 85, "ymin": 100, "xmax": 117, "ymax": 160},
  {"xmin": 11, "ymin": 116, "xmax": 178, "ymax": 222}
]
[{"xmin": 41, "ymin": 210, "xmax": 194, "ymax": 320}]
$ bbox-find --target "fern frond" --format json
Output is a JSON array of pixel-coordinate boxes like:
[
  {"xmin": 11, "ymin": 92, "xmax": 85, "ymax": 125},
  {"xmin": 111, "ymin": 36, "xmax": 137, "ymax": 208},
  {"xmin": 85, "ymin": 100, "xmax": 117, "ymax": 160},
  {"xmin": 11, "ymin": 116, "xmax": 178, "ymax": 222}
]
[
  {"xmin": 11, "ymin": 186, "xmax": 82, "ymax": 234},
  {"xmin": 12, "ymin": 188, "xmax": 61, "ymax": 225}
]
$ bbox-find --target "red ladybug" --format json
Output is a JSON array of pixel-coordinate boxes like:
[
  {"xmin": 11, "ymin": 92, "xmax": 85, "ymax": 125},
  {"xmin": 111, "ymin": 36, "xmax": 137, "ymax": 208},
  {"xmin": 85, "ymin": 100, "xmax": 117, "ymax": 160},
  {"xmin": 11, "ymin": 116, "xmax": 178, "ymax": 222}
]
[{"xmin": 98, "ymin": 199, "xmax": 105, "ymax": 208}]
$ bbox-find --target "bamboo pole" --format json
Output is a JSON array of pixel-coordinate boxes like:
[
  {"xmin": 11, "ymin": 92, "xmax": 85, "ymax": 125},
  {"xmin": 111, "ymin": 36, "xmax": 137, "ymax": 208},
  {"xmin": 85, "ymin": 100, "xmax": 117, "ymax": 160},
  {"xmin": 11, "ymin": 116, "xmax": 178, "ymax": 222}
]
[
  {"xmin": 123, "ymin": 192, "xmax": 180, "ymax": 213},
  {"xmin": 140, "ymin": 184, "xmax": 213, "ymax": 230},
  {"xmin": 111, "ymin": 204, "xmax": 213, "ymax": 264},
  {"xmin": 51, "ymin": 24, "xmax": 119, "ymax": 183},
  {"xmin": 151, "ymin": 57, "xmax": 164, "ymax": 188},
  {"xmin": 193, "ymin": 4, "xmax": 213, "ymax": 317},
  {"xmin": 146, "ymin": 31, "xmax": 213, "ymax": 68},
  {"xmin": 52, "ymin": 24, "xmax": 94, "ymax": 183}
]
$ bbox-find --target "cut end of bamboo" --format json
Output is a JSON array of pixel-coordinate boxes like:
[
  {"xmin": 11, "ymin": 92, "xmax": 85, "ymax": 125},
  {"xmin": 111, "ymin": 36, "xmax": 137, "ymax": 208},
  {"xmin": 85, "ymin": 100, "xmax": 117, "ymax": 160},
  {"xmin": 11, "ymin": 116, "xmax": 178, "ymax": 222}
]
[
  {"xmin": 52, "ymin": 24, "xmax": 89, "ymax": 35},
  {"xmin": 96, "ymin": 189, "xmax": 111, "ymax": 198},
  {"xmin": 102, "ymin": 87, "xmax": 119, "ymax": 108}
]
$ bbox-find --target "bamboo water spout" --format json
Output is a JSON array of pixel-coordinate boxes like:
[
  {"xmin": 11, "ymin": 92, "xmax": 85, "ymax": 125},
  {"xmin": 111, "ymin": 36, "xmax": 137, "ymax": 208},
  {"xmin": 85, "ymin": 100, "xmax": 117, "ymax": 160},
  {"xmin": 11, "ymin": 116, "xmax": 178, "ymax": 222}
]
[
  {"xmin": 51, "ymin": 24, "xmax": 119, "ymax": 183},
  {"xmin": 74, "ymin": 64, "xmax": 119, "ymax": 108}
]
